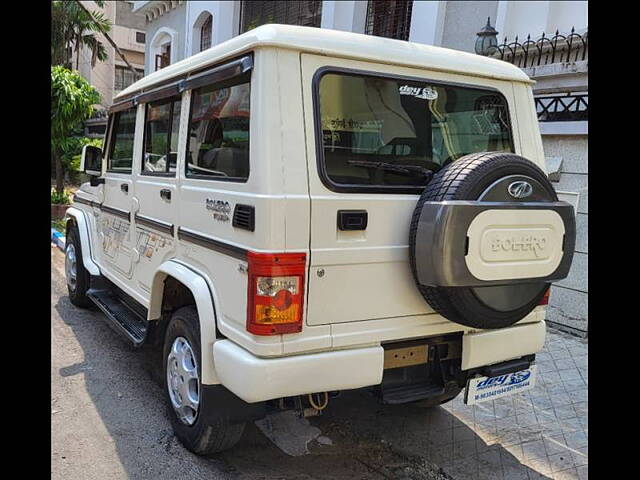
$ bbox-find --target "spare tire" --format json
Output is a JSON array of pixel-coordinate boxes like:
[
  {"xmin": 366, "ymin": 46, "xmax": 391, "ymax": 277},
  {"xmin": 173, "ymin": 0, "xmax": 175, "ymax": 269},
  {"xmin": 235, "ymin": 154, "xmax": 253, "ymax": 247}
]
[{"xmin": 409, "ymin": 152, "xmax": 574, "ymax": 330}]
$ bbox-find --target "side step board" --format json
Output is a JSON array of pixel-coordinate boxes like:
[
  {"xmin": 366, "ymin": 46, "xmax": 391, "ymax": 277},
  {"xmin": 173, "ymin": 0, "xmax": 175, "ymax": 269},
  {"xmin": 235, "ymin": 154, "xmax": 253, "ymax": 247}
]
[
  {"xmin": 87, "ymin": 288, "xmax": 148, "ymax": 346},
  {"xmin": 380, "ymin": 382, "xmax": 445, "ymax": 405}
]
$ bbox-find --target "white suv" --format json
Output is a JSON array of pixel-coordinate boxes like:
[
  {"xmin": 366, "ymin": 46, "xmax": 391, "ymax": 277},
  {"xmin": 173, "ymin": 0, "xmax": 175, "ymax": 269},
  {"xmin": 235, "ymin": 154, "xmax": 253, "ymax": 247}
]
[{"xmin": 65, "ymin": 25, "xmax": 575, "ymax": 455}]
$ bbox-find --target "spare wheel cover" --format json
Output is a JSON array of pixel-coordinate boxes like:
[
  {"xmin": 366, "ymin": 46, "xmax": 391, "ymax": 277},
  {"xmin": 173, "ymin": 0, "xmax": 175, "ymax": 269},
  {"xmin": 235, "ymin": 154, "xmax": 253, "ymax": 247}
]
[{"xmin": 408, "ymin": 152, "xmax": 568, "ymax": 330}]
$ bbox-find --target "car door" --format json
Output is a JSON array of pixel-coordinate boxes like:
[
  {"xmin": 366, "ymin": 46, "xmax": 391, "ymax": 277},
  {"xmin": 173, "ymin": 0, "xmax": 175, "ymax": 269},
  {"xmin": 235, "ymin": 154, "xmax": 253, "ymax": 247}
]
[
  {"xmin": 99, "ymin": 105, "xmax": 140, "ymax": 282},
  {"xmin": 132, "ymin": 93, "xmax": 183, "ymax": 295},
  {"xmin": 300, "ymin": 54, "xmax": 520, "ymax": 327}
]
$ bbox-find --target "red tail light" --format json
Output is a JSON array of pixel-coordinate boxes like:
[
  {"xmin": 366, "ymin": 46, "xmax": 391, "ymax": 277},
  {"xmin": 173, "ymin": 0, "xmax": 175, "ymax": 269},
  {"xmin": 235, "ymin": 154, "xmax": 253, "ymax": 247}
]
[
  {"xmin": 246, "ymin": 252, "xmax": 306, "ymax": 335},
  {"xmin": 539, "ymin": 287, "xmax": 551, "ymax": 306}
]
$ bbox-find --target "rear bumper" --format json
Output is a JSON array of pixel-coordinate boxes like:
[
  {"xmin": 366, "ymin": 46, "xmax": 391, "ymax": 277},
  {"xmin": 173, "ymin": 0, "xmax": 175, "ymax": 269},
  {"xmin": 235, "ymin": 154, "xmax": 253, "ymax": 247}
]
[
  {"xmin": 213, "ymin": 320, "xmax": 546, "ymax": 403},
  {"xmin": 213, "ymin": 340, "xmax": 384, "ymax": 403},
  {"xmin": 461, "ymin": 320, "xmax": 546, "ymax": 370}
]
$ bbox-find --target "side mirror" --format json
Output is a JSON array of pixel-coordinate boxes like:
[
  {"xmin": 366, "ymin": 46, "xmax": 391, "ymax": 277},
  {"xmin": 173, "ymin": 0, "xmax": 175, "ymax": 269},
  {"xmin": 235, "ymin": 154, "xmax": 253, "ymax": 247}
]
[
  {"xmin": 81, "ymin": 145, "xmax": 104, "ymax": 185},
  {"xmin": 81, "ymin": 144, "xmax": 103, "ymax": 176}
]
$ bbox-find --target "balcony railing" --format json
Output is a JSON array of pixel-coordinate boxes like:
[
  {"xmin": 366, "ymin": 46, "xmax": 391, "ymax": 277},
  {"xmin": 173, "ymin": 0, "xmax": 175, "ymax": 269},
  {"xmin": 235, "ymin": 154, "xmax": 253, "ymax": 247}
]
[
  {"xmin": 535, "ymin": 92, "xmax": 588, "ymax": 122},
  {"xmin": 489, "ymin": 27, "xmax": 588, "ymax": 69}
]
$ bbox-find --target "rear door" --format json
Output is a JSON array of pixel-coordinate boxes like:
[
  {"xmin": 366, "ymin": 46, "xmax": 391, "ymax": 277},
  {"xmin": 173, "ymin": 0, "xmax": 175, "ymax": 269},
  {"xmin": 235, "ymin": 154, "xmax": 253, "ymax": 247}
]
[
  {"xmin": 132, "ymin": 94, "xmax": 183, "ymax": 295},
  {"xmin": 300, "ymin": 54, "xmax": 519, "ymax": 326}
]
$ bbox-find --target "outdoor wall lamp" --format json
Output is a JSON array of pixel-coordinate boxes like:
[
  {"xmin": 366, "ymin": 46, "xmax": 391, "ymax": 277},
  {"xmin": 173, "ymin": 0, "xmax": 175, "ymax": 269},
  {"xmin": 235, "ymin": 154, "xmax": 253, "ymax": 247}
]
[{"xmin": 475, "ymin": 17, "xmax": 498, "ymax": 56}]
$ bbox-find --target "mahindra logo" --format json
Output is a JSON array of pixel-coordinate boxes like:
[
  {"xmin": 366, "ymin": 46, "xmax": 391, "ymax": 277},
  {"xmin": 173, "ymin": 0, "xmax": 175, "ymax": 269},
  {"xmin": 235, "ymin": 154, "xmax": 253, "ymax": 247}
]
[{"xmin": 508, "ymin": 181, "xmax": 533, "ymax": 199}]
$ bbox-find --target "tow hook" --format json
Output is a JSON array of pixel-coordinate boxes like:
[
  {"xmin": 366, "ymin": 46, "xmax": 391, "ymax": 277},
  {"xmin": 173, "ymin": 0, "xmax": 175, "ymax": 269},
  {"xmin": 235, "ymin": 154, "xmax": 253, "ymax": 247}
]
[{"xmin": 278, "ymin": 392, "xmax": 330, "ymax": 418}]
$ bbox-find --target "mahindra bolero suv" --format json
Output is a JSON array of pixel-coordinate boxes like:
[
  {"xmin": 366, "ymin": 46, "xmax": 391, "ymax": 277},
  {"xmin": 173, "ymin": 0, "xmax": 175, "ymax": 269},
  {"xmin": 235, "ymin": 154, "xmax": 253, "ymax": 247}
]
[{"xmin": 64, "ymin": 25, "xmax": 575, "ymax": 455}]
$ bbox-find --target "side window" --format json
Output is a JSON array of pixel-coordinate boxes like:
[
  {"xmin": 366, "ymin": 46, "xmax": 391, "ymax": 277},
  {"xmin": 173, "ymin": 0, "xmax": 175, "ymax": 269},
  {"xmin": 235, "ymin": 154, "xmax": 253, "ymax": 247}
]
[
  {"xmin": 107, "ymin": 107, "xmax": 137, "ymax": 173},
  {"xmin": 142, "ymin": 97, "xmax": 182, "ymax": 174},
  {"xmin": 185, "ymin": 81, "xmax": 250, "ymax": 181}
]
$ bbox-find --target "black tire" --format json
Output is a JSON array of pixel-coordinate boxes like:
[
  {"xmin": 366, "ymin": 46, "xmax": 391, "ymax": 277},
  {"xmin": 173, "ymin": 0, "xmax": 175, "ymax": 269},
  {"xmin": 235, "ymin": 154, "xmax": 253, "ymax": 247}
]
[
  {"xmin": 66, "ymin": 224, "xmax": 92, "ymax": 308},
  {"xmin": 163, "ymin": 306, "xmax": 245, "ymax": 455},
  {"xmin": 409, "ymin": 152, "xmax": 555, "ymax": 329}
]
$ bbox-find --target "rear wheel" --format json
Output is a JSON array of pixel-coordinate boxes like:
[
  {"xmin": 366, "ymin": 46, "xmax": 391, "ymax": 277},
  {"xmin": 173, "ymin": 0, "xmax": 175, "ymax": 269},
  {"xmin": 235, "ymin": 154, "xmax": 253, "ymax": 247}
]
[{"xmin": 163, "ymin": 306, "xmax": 245, "ymax": 455}]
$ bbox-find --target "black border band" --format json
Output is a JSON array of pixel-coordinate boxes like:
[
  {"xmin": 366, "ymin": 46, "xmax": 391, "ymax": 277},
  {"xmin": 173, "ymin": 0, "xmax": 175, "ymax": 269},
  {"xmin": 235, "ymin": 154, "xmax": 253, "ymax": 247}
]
[
  {"xmin": 100, "ymin": 204, "xmax": 131, "ymax": 221},
  {"xmin": 111, "ymin": 53, "xmax": 253, "ymax": 107},
  {"xmin": 135, "ymin": 214, "xmax": 174, "ymax": 236},
  {"xmin": 73, "ymin": 195, "xmax": 98, "ymax": 208},
  {"xmin": 184, "ymin": 55, "xmax": 253, "ymax": 91},
  {"xmin": 177, "ymin": 227, "xmax": 247, "ymax": 261}
]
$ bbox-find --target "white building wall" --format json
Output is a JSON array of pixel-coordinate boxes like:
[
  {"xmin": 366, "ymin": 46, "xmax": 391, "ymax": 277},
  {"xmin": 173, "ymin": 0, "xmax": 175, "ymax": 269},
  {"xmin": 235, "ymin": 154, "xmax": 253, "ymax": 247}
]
[
  {"xmin": 495, "ymin": 0, "xmax": 587, "ymax": 39},
  {"xmin": 185, "ymin": 1, "xmax": 240, "ymax": 57},
  {"xmin": 408, "ymin": 1, "xmax": 447, "ymax": 46},
  {"xmin": 321, "ymin": 0, "xmax": 367, "ymax": 33}
]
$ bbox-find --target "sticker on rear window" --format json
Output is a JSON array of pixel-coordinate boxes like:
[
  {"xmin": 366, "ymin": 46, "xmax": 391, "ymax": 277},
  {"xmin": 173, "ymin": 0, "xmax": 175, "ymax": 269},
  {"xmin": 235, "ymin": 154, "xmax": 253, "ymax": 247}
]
[{"xmin": 399, "ymin": 85, "xmax": 438, "ymax": 100}]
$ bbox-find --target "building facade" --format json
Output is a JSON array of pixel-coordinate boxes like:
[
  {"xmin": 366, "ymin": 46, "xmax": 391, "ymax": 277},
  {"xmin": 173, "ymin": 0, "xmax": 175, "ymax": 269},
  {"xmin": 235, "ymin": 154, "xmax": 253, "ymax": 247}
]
[
  {"xmin": 132, "ymin": 0, "xmax": 588, "ymax": 336},
  {"xmin": 73, "ymin": 1, "xmax": 147, "ymax": 137}
]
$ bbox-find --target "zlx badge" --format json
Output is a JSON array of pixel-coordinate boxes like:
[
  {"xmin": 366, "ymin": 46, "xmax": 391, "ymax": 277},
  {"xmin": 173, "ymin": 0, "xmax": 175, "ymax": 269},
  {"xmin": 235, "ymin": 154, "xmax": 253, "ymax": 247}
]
[{"xmin": 206, "ymin": 198, "xmax": 231, "ymax": 222}]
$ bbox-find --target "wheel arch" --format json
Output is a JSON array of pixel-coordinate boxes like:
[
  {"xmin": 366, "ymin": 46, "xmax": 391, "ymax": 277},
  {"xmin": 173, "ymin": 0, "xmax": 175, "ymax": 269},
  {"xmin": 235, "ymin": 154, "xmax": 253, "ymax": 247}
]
[
  {"xmin": 64, "ymin": 207, "xmax": 100, "ymax": 276},
  {"xmin": 150, "ymin": 261, "xmax": 221, "ymax": 385}
]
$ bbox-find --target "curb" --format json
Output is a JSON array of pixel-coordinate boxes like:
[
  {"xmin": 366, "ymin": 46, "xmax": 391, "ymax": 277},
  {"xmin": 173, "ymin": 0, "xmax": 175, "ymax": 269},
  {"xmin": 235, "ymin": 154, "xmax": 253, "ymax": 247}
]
[{"xmin": 51, "ymin": 228, "xmax": 66, "ymax": 251}]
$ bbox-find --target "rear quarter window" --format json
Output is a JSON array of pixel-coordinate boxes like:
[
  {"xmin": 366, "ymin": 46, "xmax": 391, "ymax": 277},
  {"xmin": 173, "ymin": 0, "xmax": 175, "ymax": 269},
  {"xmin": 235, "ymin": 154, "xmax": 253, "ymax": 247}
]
[
  {"xmin": 185, "ymin": 81, "xmax": 250, "ymax": 181},
  {"xmin": 315, "ymin": 70, "xmax": 514, "ymax": 192},
  {"xmin": 107, "ymin": 107, "xmax": 137, "ymax": 173}
]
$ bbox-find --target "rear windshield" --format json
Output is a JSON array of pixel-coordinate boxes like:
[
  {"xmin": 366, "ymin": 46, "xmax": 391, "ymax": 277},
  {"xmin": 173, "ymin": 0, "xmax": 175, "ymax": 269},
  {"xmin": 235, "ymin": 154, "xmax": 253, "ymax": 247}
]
[{"xmin": 316, "ymin": 72, "xmax": 513, "ymax": 191}]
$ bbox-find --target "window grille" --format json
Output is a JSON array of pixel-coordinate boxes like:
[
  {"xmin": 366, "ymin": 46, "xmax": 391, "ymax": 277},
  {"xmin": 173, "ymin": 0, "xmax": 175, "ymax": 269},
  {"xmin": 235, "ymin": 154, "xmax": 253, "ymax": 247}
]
[
  {"xmin": 239, "ymin": 1, "xmax": 322, "ymax": 34},
  {"xmin": 200, "ymin": 15, "xmax": 212, "ymax": 51},
  {"xmin": 114, "ymin": 66, "xmax": 144, "ymax": 92},
  {"xmin": 155, "ymin": 44, "xmax": 171, "ymax": 71},
  {"xmin": 365, "ymin": 0, "xmax": 413, "ymax": 41}
]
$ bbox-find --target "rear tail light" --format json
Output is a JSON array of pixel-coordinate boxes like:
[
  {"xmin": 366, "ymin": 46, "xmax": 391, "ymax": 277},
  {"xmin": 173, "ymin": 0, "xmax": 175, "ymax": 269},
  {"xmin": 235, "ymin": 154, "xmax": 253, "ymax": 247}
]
[
  {"xmin": 246, "ymin": 252, "xmax": 306, "ymax": 335},
  {"xmin": 539, "ymin": 287, "xmax": 551, "ymax": 306}
]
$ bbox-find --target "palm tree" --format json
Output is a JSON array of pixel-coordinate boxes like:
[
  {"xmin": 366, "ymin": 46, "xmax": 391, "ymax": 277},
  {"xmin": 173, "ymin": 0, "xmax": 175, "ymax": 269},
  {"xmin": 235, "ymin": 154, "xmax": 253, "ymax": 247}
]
[{"xmin": 51, "ymin": 1, "xmax": 111, "ymax": 69}]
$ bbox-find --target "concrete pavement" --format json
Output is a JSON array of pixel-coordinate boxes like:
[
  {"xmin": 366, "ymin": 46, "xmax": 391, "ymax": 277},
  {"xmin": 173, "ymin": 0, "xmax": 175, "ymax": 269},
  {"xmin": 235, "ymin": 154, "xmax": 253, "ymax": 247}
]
[{"xmin": 51, "ymin": 246, "xmax": 587, "ymax": 479}]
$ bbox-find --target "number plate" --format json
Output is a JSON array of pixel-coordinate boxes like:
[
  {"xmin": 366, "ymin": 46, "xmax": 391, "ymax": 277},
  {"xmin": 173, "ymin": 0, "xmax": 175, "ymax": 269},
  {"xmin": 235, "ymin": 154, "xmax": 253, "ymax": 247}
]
[{"xmin": 464, "ymin": 365, "xmax": 537, "ymax": 405}]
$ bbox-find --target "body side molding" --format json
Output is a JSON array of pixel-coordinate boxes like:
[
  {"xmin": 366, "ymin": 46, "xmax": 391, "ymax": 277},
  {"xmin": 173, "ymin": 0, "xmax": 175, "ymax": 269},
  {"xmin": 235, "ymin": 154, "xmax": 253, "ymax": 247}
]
[
  {"xmin": 177, "ymin": 227, "xmax": 248, "ymax": 260},
  {"xmin": 135, "ymin": 213, "xmax": 174, "ymax": 236}
]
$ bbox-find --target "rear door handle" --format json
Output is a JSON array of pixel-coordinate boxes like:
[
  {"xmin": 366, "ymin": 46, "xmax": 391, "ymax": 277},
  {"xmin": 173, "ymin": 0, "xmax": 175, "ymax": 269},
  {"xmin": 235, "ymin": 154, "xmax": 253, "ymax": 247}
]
[
  {"xmin": 120, "ymin": 183, "xmax": 128, "ymax": 193},
  {"xmin": 337, "ymin": 210, "xmax": 368, "ymax": 230},
  {"xmin": 160, "ymin": 189, "xmax": 171, "ymax": 201}
]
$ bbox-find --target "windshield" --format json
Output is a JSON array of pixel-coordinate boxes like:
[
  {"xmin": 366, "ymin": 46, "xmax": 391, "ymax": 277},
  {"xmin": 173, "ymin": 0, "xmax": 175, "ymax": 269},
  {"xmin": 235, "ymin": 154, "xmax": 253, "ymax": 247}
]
[{"xmin": 317, "ymin": 72, "xmax": 514, "ymax": 190}]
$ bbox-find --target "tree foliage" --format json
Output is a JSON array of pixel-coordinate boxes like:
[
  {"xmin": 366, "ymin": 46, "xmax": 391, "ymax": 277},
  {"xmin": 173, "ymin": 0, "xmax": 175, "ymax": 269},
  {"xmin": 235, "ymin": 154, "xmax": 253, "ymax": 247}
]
[
  {"xmin": 51, "ymin": 66, "xmax": 101, "ymax": 195},
  {"xmin": 51, "ymin": 0, "xmax": 111, "ymax": 68}
]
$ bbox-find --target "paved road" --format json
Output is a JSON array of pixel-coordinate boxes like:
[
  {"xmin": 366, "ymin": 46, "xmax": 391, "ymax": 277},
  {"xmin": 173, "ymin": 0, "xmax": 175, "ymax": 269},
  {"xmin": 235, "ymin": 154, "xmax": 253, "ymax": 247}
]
[
  {"xmin": 52, "ymin": 246, "xmax": 451, "ymax": 480},
  {"xmin": 52, "ymin": 246, "xmax": 587, "ymax": 479}
]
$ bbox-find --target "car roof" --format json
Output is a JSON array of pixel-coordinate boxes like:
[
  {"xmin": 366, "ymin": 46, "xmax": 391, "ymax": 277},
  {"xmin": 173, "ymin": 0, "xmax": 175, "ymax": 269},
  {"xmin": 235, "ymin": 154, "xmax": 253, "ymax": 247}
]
[{"xmin": 115, "ymin": 24, "xmax": 531, "ymax": 101}]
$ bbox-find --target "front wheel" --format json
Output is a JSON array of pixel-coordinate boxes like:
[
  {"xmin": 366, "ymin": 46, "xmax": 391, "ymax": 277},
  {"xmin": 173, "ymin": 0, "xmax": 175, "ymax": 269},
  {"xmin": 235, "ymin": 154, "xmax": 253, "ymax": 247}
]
[
  {"xmin": 65, "ymin": 224, "xmax": 92, "ymax": 308},
  {"xmin": 163, "ymin": 306, "xmax": 245, "ymax": 455}
]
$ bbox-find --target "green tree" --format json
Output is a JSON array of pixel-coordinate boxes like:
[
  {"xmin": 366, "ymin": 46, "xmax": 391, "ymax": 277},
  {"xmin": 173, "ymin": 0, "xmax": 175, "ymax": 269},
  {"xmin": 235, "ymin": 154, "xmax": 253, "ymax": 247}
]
[
  {"xmin": 51, "ymin": 0, "xmax": 110, "ymax": 68},
  {"xmin": 51, "ymin": 66, "xmax": 101, "ymax": 196}
]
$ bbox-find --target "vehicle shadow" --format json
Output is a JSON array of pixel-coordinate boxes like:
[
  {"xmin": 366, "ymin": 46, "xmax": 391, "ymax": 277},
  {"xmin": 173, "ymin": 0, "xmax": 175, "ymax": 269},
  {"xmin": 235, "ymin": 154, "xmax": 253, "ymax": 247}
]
[{"xmin": 53, "ymin": 288, "xmax": 552, "ymax": 480}]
